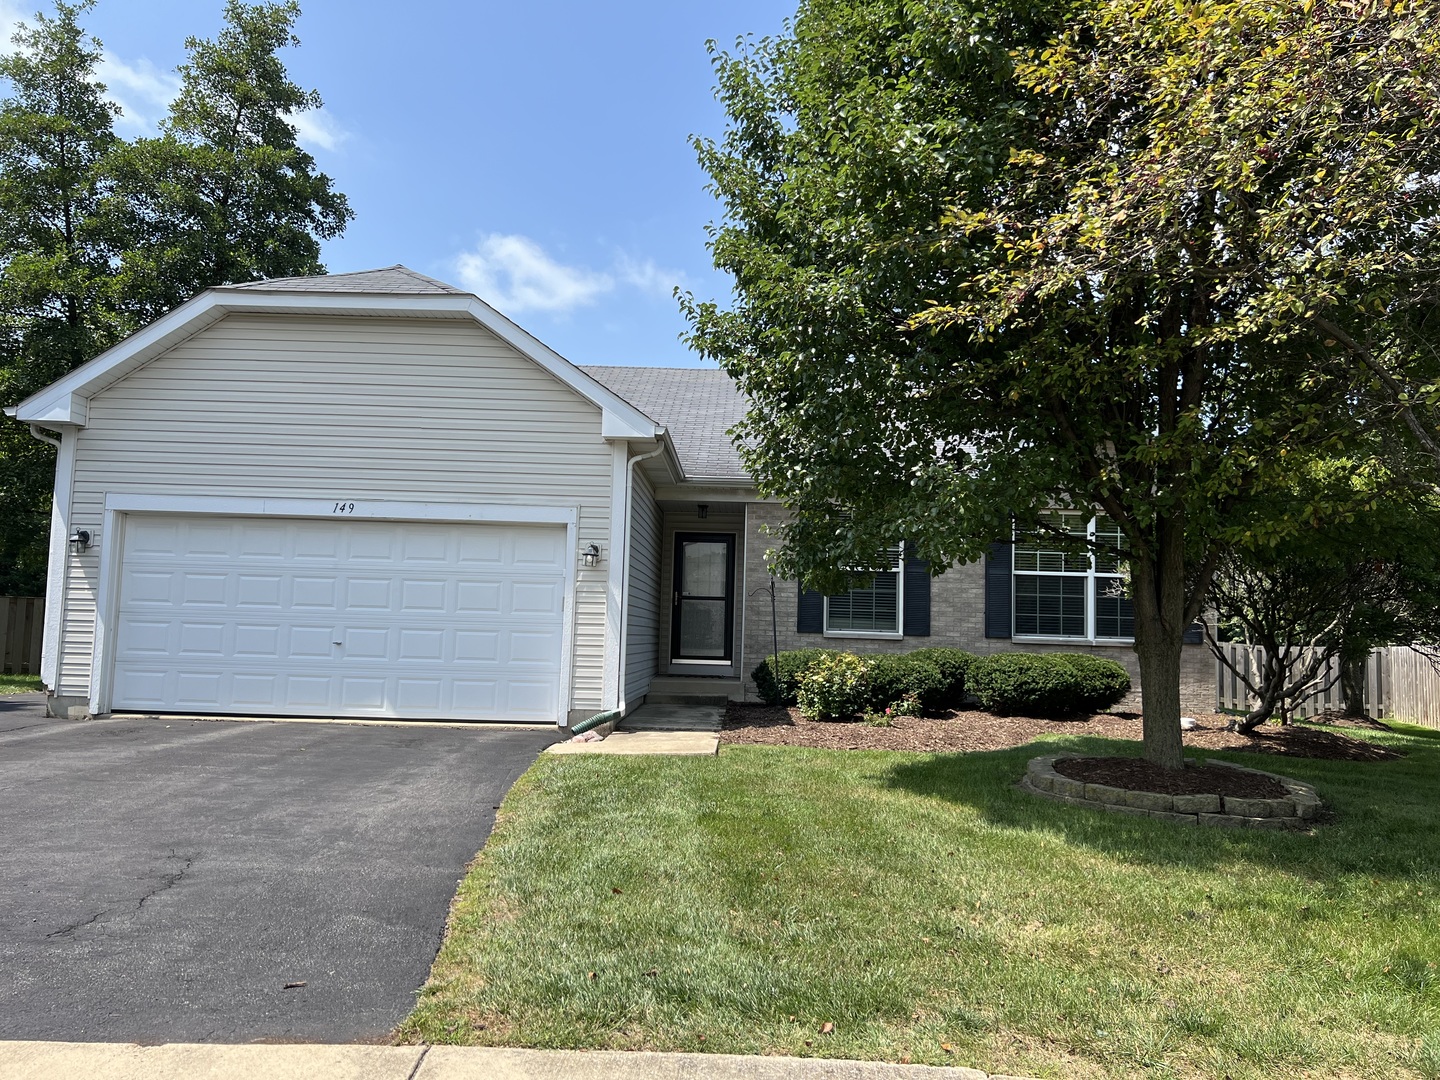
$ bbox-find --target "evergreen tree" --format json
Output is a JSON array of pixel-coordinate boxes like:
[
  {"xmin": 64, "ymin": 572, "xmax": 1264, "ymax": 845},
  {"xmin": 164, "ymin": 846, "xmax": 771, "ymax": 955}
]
[
  {"xmin": 112, "ymin": 0, "xmax": 353, "ymax": 321},
  {"xmin": 0, "ymin": 0, "xmax": 123, "ymax": 594}
]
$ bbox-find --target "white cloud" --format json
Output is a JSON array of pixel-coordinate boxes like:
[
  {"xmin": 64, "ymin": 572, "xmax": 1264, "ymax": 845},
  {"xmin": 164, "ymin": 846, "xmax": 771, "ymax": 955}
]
[
  {"xmin": 456, "ymin": 234, "xmax": 615, "ymax": 315},
  {"xmin": 289, "ymin": 107, "xmax": 348, "ymax": 152},
  {"xmin": 97, "ymin": 54, "xmax": 179, "ymax": 133},
  {"xmin": 453, "ymin": 235, "xmax": 691, "ymax": 315},
  {"xmin": 616, "ymin": 254, "xmax": 687, "ymax": 299}
]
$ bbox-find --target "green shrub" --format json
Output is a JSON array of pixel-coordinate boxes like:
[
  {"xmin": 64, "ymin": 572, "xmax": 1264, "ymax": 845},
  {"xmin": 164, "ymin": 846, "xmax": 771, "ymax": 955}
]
[
  {"xmin": 906, "ymin": 647, "xmax": 977, "ymax": 707},
  {"xmin": 751, "ymin": 648, "xmax": 839, "ymax": 706},
  {"xmin": 1055, "ymin": 653, "xmax": 1133, "ymax": 710},
  {"xmin": 795, "ymin": 652, "xmax": 870, "ymax": 720},
  {"xmin": 864, "ymin": 654, "xmax": 948, "ymax": 713},
  {"xmin": 968, "ymin": 652, "xmax": 1132, "ymax": 717}
]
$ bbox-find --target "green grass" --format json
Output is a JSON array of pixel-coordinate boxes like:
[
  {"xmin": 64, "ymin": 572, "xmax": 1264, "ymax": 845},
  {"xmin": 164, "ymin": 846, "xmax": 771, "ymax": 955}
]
[
  {"xmin": 399, "ymin": 724, "xmax": 1440, "ymax": 1079},
  {"xmin": 0, "ymin": 673, "xmax": 41, "ymax": 695}
]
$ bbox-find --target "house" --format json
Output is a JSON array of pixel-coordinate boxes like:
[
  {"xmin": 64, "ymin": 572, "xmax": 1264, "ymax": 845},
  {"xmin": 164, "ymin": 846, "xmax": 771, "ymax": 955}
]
[{"xmin": 7, "ymin": 267, "xmax": 1215, "ymax": 725}]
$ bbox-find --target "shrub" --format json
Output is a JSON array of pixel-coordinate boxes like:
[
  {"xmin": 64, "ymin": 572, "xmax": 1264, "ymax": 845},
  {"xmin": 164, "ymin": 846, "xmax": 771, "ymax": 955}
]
[
  {"xmin": 795, "ymin": 652, "xmax": 870, "ymax": 720},
  {"xmin": 905, "ymin": 647, "xmax": 978, "ymax": 707},
  {"xmin": 751, "ymin": 649, "xmax": 839, "ymax": 705},
  {"xmin": 968, "ymin": 652, "xmax": 1132, "ymax": 717},
  {"xmin": 1055, "ymin": 653, "xmax": 1133, "ymax": 711},
  {"xmin": 864, "ymin": 654, "xmax": 948, "ymax": 713}
]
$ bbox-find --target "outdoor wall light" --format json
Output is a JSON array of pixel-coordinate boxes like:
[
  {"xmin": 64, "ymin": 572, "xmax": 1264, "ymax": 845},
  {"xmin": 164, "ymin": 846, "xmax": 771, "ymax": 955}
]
[
  {"xmin": 697, "ymin": 503, "xmax": 709, "ymax": 520},
  {"xmin": 580, "ymin": 542, "xmax": 601, "ymax": 568},
  {"xmin": 69, "ymin": 529, "xmax": 91, "ymax": 554}
]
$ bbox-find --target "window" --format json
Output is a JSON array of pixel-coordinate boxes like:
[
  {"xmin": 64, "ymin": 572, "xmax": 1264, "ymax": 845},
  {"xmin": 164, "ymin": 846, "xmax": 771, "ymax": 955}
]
[
  {"xmin": 1013, "ymin": 513, "xmax": 1132, "ymax": 640},
  {"xmin": 824, "ymin": 544, "xmax": 904, "ymax": 636}
]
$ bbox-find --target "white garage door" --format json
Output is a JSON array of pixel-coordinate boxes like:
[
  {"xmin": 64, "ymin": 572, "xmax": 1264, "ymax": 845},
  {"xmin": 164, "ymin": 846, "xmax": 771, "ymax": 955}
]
[{"xmin": 110, "ymin": 515, "xmax": 568, "ymax": 722}]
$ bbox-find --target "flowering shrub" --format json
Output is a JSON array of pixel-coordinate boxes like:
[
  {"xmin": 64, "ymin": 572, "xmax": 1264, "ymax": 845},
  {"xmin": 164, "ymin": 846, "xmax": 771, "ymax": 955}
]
[{"xmin": 795, "ymin": 652, "xmax": 870, "ymax": 720}]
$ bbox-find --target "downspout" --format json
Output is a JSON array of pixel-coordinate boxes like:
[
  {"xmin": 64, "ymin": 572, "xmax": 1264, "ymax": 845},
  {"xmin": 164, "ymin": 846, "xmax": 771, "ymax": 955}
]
[
  {"xmin": 615, "ymin": 441, "xmax": 668, "ymax": 716},
  {"xmin": 29, "ymin": 424, "xmax": 61, "ymax": 449}
]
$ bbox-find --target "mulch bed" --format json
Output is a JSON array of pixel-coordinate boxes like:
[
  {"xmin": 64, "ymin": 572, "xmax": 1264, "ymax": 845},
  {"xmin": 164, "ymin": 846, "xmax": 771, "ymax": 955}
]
[
  {"xmin": 1054, "ymin": 755, "xmax": 1289, "ymax": 798},
  {"xmin": 723, "ymin": 703, "xmax": 1405, "ymax": 761}
]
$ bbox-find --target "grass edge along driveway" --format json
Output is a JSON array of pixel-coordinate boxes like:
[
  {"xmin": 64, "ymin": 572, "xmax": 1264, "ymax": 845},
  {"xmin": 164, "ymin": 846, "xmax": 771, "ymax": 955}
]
[{"xmin": 398, "ymin": 725, "xmax": 1440, "ymax": 1080}]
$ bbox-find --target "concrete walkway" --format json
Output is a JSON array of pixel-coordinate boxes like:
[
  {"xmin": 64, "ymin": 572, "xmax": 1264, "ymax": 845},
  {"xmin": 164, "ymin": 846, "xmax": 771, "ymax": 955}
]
[
  {"xmin": 1, "ymin": 1042, "xmax": 1039, "ymax": 1080},
  {"xmin": 546, "ymin": 729, "xmax": 719, "ymax": 755}
]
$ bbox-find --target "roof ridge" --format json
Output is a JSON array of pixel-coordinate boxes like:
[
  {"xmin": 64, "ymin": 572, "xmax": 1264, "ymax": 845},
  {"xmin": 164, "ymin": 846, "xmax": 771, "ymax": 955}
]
[{"xmin": 220, "ymin": 265, "xmax": 465, "ymax": 294}]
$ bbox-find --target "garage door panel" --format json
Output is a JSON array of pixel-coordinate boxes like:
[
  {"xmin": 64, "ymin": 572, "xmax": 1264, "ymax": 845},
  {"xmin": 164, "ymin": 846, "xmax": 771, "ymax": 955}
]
[
  {"xmin": 511, "ymin": 581, "xmax": 562, "ymax": 615},
  {"xmin": 341, "ymin": 678, "xmax": 387, "ymax": 709},
  {"xmin": 178, "ymin": 622, "xmax": 226, "ymax": 656},
  {"xmin": 400, "ymin": 579, "xmax": 447, "ymax": 612},
  {"xmin": 230, "ymin": 673, "xmax": 277, "ymax": 706},
  {"xmin": 112, "ymin": 515, "xmax": 568, "ymax": 722},
  {"xmin": 455, "ymin": 631, "xmax": 499, "ymax": 662},
  {"xmin": 509, "ymin": 629, "xmax": 562, "ymax": 665},
  {"xmin": 457, "ymin": 581, "xmax": 502, "ymax": 614}
]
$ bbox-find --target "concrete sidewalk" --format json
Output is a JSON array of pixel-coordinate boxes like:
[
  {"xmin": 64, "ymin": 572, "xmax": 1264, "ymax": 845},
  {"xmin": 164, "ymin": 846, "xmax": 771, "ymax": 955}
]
[{"xmin": 0, "ymin": 1042, "xmax": 1040, "ymax": 1080}]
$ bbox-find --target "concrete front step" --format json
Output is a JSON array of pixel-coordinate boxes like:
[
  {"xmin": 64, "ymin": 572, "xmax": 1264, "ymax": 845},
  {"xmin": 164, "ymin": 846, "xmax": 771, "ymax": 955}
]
[
  {"xmin": 621, "ymin": 702, "xmax": 723, "ymax": 733},
  {"xmin": 646, "ymin": 693, "xmax": 730, "ymax": 706},
  {"xmin": 649, "ymin": 677, "xmax": 747, "ymax": 702}
]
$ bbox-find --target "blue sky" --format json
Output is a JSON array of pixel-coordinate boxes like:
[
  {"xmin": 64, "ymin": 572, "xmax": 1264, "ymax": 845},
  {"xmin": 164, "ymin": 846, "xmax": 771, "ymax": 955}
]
[{"xmin": 0, "ymin": 0, "xmax": 797, "ymax": 366}]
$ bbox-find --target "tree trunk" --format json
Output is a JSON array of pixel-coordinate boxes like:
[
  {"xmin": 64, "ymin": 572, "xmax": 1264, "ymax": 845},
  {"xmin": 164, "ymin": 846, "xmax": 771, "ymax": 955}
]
[
  {"xmin": 1129, "ymin": 537, "xmax": 1188, "ymax": 770},
  {"xmin": 1133, "ymin": 623, "xmax": 1185, "ymax": 768},
  {"xmin": 1339, "ymin": 646, "xmax": 1368, "ymax": 717}
]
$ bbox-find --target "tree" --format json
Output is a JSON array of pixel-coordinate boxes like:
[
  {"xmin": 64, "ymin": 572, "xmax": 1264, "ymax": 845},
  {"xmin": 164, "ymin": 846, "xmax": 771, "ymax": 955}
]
[
  {"xmin": 0, "ymin": 0, "xmax": 124, "ymax": 594},
  {"xmin": 0, "ymin": 0, "xmax": 352, "ymax": 595},
  {"xmin": 111, "ymin": 0, "xmax": 352, "ymax": 320},
  {"xmin": 684, "ymin": 0, "xmax": 1440, "ymax": 767},
  {"xmin": 1205, "ymin": 481, "xmax": 1440, "ymax": 728}
]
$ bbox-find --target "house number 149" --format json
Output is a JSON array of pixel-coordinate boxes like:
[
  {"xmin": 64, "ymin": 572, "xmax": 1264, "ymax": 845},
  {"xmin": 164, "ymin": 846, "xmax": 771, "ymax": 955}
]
[{"xmin": 332, "ymin": 502, "xmax": 356, "ymax": 514}]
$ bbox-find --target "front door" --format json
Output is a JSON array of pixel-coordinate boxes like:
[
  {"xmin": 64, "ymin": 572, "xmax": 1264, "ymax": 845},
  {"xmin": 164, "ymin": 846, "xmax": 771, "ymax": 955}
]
[{"xmin": 671, "ymin": 532, "xmax": 735, "ymax": 663}]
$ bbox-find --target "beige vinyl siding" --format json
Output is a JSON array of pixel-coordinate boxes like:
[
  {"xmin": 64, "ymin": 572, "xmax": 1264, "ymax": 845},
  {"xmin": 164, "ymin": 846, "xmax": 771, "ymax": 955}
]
[
  {"xmin": 624, "ymin": 470, "xmax": 661, "ymax": 704},
  {"xmin": 58, "ymin": 313, "xmax": 613, "ymax": 710}
]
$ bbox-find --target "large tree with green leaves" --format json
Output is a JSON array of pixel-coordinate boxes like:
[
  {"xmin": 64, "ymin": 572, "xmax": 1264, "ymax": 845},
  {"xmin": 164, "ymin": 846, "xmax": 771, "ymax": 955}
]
[
  {"xmin": 685, "ymin": 0, "xmax": 1440, "ymax": 767},
  {"xmin": 0, "ymin": 0, "xmax": 351, "ymax": 595},
  {"xmin": 0, "ymin": 0, "xmax": 123, "ymax": 594},
  {"xmin": 111, "ymin": 0, "xmax": 352, "ymax": 321}
]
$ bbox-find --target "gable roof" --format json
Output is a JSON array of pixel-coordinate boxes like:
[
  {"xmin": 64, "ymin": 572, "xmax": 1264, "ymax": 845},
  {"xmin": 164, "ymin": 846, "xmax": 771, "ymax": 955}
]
[
  {"xmin": 224, "ymin": 265, "xmax": 465, "ymax": 295},
  {"xmin": 582, "ymin": 366, "xmax": 749, "ymax": 482},
  {"xmin": 8, "ymin": 268, "xmax": 660, "ymax": 443}
]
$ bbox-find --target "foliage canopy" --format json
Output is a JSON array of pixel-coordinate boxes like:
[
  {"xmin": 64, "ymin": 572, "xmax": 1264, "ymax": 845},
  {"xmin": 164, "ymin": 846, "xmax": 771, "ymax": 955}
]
[
  {"xmin": 686, "ymin": 0, "xmax": 1440, "ymax": 765},
  {"xmin": 0, "ymin": 0, "xmax": 351, "ymax": 594}
]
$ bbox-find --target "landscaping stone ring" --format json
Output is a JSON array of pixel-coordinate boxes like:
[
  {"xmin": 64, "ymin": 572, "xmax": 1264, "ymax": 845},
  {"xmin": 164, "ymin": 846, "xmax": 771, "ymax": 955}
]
[{"xmin": 1019, "ymin": 754, "xmax": 1323, "ymax": 829}]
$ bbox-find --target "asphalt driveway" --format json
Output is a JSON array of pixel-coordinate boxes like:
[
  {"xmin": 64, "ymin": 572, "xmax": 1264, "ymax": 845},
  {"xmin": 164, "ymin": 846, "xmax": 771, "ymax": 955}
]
[{"xmin": 0, "ymin": 694, "xmax": 555, "ymax": 1043}]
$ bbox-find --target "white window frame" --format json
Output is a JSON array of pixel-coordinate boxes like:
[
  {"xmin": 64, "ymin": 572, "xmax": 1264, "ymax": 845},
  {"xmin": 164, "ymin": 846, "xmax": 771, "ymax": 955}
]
[
  {"xmin": 823, "ymin": 544, "xmax": 905, "ymax": 640},
  {"xmin": 1012, "ymin": 513, "xmax": 1132, "ymax": 645}
]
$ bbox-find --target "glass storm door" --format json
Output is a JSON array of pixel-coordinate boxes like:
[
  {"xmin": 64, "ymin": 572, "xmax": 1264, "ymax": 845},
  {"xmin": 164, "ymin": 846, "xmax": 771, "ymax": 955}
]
[{"xmin": 671, "ymin": 533, "xmax": 735, "ymax": 663}]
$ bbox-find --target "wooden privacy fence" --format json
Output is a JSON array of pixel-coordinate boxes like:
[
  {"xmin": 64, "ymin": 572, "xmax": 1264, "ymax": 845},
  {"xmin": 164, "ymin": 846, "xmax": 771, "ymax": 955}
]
[
  {"xmin": 1214, "ymin": 642, "xmax": 1440, "ymax": 729},
  {"xmin": 1, "ymin": 596, "xmax": 43, "ymax": 676}
]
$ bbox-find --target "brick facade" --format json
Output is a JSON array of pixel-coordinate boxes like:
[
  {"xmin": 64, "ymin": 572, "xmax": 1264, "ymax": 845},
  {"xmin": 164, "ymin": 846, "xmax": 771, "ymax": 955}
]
[{"xmin": 738, "ymin": 502, "xmax": 1215, "ymax": 712}]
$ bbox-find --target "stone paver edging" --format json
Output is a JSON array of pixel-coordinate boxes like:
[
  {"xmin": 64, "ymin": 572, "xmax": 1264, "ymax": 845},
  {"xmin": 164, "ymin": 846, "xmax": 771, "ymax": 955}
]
[{"xmin": 1020, "ymin": 754, "xmax": 1322, "ymax": 829}]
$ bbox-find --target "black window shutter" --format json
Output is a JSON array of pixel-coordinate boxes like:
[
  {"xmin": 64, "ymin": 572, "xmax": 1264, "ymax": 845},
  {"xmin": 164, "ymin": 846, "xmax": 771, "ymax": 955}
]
[
  {"xmin": 902, "ymin": 544, "xmax": 930, "ymax": 637},
  {"xmin": 984, "ymin": 540, "xmax": 1013, "ymax": 639},
  {"xmin": 797, "ymin": 584, "xmax": 824, "ymax": 633},
  {"xmin": 1182, "ymin": 622, "xmax": 1204, "ymax": 645}
]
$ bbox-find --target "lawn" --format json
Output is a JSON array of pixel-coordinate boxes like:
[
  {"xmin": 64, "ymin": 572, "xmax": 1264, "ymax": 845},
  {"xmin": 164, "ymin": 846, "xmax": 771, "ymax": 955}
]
[
  {"xmin": 399, "ymin": 724, "xmax": 1440, "ymax": 1079},
  {"xmin": 0, "ymin": 673, "xmax": 41, "ymax": 695}
]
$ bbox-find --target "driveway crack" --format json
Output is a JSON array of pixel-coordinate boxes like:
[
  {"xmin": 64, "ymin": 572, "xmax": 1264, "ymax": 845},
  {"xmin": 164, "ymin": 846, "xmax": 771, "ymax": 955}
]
[
  {"xmin": 135, "ymin": 853, "xmax": 194, "ymax": 911},
  {"xmin": 46, "ymin": 909, "xmax": 106, "ymax": 938},
  {"xmin": 45, "ymin": 852, "xmax": 195, "ymax": 939}
]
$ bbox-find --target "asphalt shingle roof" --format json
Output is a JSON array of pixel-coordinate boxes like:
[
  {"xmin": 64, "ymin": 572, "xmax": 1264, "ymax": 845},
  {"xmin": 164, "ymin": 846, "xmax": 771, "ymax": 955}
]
[
  {"xmin": 223, "ymin": 265, "xmax": 466, "ymax": 295},
  {"xmin": 582, "ymin": 366, "xmax": 750, "ymax": 481}
]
